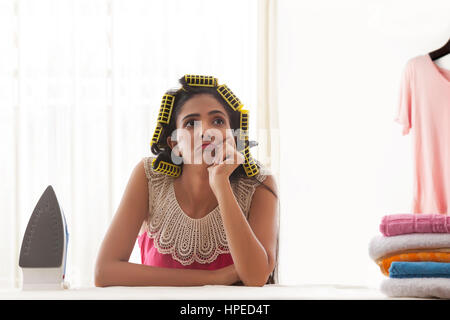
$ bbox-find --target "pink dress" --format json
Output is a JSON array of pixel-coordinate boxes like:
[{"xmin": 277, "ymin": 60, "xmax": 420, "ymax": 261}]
[
  {"xmin": 137, "ymin": 156, "xmax": 269, "ymax": 273},
  {"xmin": 137, "ymin": 233, "xmax": 234, "ymax": 270},
  {"xmin": 395, "ymin": 54, "xmax": 450, "ymax": 214}
]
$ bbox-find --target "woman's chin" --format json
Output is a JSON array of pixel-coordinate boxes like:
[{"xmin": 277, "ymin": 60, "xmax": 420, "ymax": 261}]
[{"xmin": 181, "ymin": 153, "xmax": 215, "ymax": 166}]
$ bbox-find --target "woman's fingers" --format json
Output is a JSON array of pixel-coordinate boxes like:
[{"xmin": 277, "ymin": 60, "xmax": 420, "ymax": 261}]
[
  {"xmin": 209, "ymin": 134, "xmax": 240, "ymax": 165},
  {"xmin": 216, "ymin": 140, "xmax": 238, "ymax": 164}
]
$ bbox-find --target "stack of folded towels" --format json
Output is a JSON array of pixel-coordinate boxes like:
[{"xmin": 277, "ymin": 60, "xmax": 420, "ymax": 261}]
[{"xmin": 369, "ymin": 213, "xmax": 450, "ymax": 299}]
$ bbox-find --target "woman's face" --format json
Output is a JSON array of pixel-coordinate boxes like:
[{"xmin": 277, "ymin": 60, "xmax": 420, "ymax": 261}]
[{"xmin": 168, "ymin": 93, "xmax": 234, "ymax": 165}]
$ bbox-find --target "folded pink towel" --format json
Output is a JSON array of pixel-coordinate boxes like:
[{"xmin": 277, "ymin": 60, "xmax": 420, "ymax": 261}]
[{"xmin": 380, "ymin": 214, "xmax": 450, "ymax": 237}]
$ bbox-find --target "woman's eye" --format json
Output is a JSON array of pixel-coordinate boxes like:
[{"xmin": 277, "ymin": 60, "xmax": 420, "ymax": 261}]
[
  {"xmin": 214, "ymin": 118, "xmax": 225, "ymax": 125},
  {"xmin": 185, "ymin": 120, "xmax": 195, "ymax": 128},
  {"xmin": 185, "ymin": 118, "xmax": 224, "ymax": 128}
]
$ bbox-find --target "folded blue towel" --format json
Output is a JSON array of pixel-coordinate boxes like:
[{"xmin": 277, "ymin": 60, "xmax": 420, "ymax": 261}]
[{"xmin": 389, "ymin": 261, "xmax": 450, "ymax": 278}]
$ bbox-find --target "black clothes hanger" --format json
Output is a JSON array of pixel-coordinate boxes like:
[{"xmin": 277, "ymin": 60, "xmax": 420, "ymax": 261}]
[{"xmin": 429, "ymin": 37, "xmax": 450, "ymax": 61}]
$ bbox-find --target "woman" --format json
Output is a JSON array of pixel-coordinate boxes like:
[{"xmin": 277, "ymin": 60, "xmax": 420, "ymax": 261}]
[{"xmin": 94, "ymin": 75, "xmax": 279, "ymax": 287}]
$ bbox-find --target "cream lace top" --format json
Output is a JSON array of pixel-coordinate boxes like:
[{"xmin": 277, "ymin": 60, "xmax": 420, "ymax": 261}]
[{"xmin": 141, "ymin": 156, "xmax": 270, "ymax": 266}]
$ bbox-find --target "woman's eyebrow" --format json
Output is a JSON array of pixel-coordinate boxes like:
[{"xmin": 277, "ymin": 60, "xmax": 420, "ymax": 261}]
[{"xmin": 181, "ymin": 110, "xmax": 226, "ymax": 122}]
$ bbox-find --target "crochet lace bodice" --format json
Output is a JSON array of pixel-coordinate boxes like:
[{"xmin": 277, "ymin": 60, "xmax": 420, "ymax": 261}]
[{"xmin": 141, "ymin": 156, "xmax": 269, "ymax": 266}]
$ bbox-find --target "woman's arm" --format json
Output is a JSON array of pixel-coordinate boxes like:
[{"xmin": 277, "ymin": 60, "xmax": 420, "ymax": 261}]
[
  {"xmin": 214, "ymin": 175, "xmax": 279, "ymax": 287},
  {"xmin": 95, "ymin": 260, "xmax": 237, "ymax": 287},
  {"xmin": 94, "ymin": 159, "xmax": 238, "ymax": 287}
]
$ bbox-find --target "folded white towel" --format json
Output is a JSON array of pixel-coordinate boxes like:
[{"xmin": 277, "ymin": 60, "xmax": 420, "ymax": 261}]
[
  {"xmin": 368, "ymin": 234, "xmax": 450, "ymax": 261},
  {"xmin": 381, "ymin": 278, "xmax": 450, "ymax": 299}
]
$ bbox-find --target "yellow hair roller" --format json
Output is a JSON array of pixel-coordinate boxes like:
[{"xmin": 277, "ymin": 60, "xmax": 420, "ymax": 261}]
[
  {"xmin": 184, "ymin": 75, "xmax": 218, "ymax": 87},
  {"xmin": 217, "ymin": 84, "xmax": 243, "ymax": 111},
  {"xmin": 239, "ymin": 109, "xmax": 249, "ymax": 140},
  {"xmin": 240, "ymin": 145, "xmax": 260, "ymax": 177},
  {"xmin": 150, "ymin": 124, "xmax": 164, "ymax": 147},
  {"xmin": 152, "ymin": 157, "xmax": 181, "ymax": 178},
  {"xmin": 157, "ymin": 94, "xmax": 175, "ymax": 125}
]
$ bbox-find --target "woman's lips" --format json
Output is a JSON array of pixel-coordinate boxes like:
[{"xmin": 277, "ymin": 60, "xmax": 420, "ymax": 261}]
[{"xmin": 201, "ymin": 143, "xmax": 211, "ymax": 149}]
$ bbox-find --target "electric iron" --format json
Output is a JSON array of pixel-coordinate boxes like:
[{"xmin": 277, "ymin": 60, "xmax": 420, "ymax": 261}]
[{"xmin": 19, "ymin": 185, "xmax": 69, "ymax": 290}]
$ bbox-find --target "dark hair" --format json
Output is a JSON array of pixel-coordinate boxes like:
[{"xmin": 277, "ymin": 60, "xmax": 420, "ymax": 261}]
[{"xmin": 151, "ymin": 76, "xmax": 279, "ymax": 285}]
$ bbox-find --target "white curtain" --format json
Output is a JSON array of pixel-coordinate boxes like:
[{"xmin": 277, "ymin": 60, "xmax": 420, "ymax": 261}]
[
  {"xmin": 0, "ymin": 0, "xmax": 264, "ymax": 288},
  {"xmin": 256, "ymin": 0, "xmax": 280, "ymax": 177}
]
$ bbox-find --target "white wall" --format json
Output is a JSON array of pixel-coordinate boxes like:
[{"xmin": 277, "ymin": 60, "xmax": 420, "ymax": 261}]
[{"xmin": 277, "ymin": 0, "xmax": 450, "ymax": 287}]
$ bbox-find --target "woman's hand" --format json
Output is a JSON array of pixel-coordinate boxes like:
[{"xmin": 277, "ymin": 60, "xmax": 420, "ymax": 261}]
[
  {"xmin": 206, "ymin": 134, "xmax": 245, "ymax": 196},
  {"xmin": 213, "ymin": 264, "xmax": 241, "ymax": 285}
]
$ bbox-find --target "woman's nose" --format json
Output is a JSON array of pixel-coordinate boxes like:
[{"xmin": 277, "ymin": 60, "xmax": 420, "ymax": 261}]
[
  {"xmin": 201, "ymin": 132, "xmax": 214, "ymax": 142},
  {"xmin": 201, "ymin": 125, "xmax": 214, "ymax": 141}
]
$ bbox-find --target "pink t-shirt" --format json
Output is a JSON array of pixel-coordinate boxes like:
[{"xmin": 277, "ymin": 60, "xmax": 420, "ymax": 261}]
[{"xmin": 395, "ymin": 54, "xmax": 450, "ymax": 214}]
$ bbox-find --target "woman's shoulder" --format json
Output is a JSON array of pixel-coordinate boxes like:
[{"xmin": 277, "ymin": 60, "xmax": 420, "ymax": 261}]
[
  {"xmin": 140, "ymin": 156, "xmax": 170, "ymax": 197},
  {"xmin": 255, "ymin": 160, "xmax": 277, "ymax": 189},
  {"xmin": 232, "ymin": 160, "xmax": 277, "ymax": 215},
  {"xmin": 141, "ymin": 155, "xmax": 166, "ymax": 180},
  {"xmin": 237, "ymin": 159, "xmax": 273, "ymax": 186}
]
